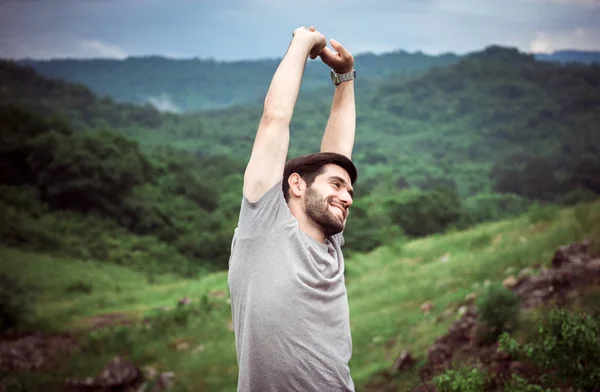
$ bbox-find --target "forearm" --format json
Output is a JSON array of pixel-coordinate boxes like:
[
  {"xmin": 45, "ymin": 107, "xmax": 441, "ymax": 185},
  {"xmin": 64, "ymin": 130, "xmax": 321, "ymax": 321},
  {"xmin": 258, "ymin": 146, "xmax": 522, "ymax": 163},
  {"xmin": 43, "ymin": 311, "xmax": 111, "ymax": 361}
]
[
  {"xmin": 321, "ymin": 80, "xmax": 356, "ymax": 158},
  {"xmin": 262, "ymin": 38, "xmax": 312, "ymax": 124}
]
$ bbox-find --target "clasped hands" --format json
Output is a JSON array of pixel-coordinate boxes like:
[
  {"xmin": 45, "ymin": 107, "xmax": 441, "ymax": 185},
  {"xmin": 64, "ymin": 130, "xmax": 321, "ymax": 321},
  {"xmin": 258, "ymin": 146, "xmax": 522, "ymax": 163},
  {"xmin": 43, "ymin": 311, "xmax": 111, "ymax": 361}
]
[{"xmin": 293, "ymin": 26, "xmax": 354, "ymax": 74}]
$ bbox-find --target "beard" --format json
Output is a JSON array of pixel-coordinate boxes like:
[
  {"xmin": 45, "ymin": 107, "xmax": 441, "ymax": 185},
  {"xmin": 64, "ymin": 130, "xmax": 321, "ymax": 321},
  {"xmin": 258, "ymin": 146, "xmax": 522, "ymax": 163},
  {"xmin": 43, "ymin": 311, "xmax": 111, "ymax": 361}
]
[{"xmin": 304, "ymin": 186, "xmax": 345, "ymax": 237}]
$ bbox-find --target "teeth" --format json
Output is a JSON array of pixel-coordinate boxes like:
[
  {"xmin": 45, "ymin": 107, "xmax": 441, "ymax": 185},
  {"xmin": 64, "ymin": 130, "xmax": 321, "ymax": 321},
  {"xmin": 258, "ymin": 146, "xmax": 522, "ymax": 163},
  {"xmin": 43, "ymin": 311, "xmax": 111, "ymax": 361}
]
[{"xmin": 331, "ymin": 205, "xmax": 344, "ymax": 217}]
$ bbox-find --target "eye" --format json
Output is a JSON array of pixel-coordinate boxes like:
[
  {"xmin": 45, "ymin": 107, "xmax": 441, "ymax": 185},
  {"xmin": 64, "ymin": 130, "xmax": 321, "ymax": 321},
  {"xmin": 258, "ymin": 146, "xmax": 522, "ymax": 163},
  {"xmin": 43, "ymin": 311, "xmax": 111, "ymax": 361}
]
[{"xmin": 332, "ymin": 182, "xmax": 340, "ymax": 189}]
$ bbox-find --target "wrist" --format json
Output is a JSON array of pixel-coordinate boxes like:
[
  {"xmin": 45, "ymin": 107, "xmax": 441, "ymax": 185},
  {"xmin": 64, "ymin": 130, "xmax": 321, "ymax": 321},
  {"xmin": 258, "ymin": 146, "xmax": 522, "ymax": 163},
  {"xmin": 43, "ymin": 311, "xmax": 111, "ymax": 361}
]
[{"xmin": 335, "ymin": 66, "xmax": 354, "ymax": 74}]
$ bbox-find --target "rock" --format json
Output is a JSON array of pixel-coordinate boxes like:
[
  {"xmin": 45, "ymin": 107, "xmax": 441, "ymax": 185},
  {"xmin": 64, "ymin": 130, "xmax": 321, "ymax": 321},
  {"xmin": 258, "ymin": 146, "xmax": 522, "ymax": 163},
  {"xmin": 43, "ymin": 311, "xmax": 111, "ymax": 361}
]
[
  {"xmin": 144, "ymin": 366, "xmax": 158, "ymax": 379},
  {"xmin": 420, "ymin": 301, "xmax": 434, "ymax": 314},
  {"xmin": 208, "ymin": 290, "xmax": 226, "ymax": 298},
  {"xmin": 175, "ymin": 342, "xmax": 189, "ymax": 351},
  {"xmin": 152, "ymin": 372, "xmax": 175, "ymax": 391},
  {"xmin": 154, "ymin": 372, "xmax": 175, "ymax": 391},
  {"xmin": 512, "ymin": 241, "xmax": 600, "ymax": 308},
  {"xmin": 502, "ymin": 275, "xmax": 518, "ymax": 288},
  {"xmin": 439, "ymin": 253, "xmax": 450, "ymax": 263},
  {"xmin": 192, "ymin": 345, "xmax": 205, "ymax": 354},
  {"xmin": 0, "ymin": 333, "xmax": 78, "ymax": 372},
  {"xmin": 390, "ymin": 351, "xmax": 416, "ymax": 373},
  {"xmin": 414, "ymin": 240, "xmax": 600, "ymax": 390},
  {"xmin": 464, "ymin": 292, "xmax": 477, "ymax": 302},
  {"xmin": 65, "ymin": 356, "xmax": 143, "ymax": 391},
  {"xmin": 551, "ymin": 240, "xmax": 590, "ymax": 268},
  {"xmin": 517, "ymin": 267, "xmax": 535, "ymax": 278}
]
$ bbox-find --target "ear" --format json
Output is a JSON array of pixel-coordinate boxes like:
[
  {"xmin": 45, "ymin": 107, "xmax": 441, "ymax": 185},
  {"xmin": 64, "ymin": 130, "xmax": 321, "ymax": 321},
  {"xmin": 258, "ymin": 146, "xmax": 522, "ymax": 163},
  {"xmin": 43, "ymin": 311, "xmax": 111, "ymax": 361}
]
[{"xmin": 288, "ymin": 173, "xmax": 304, "ymax": 198}]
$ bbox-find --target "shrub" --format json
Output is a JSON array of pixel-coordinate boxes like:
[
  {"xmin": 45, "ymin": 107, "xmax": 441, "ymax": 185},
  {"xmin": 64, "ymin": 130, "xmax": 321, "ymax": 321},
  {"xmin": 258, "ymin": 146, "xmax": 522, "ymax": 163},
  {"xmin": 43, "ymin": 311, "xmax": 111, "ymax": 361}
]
[
  {"xmin": 527, "ymin": 203, "xmax": 559, "ymax": 224},
  {"xmin": 143, "ymin": 296, "xmax": 213, "ymax": 336},
  {"xmin": 475, "ymin": 283, "xmax": 520, "ymax": 343},
  {"xmin": 0, "ymin": 274, "xmax": 32, "ymax": 332},
  {"xmin": 432, "ymin": 367, "xmax": 486, "ymax": 392},
  {"xmin": 65, "ymin": 280, "xmax": 93, "ymax": 294},
  {"xmin": 503, "ymin": 375, "xmax": 559, "ymax": 392},
  {"xmin": 499, "ymin": 307, "xmax": 600, "ymax": 390}
]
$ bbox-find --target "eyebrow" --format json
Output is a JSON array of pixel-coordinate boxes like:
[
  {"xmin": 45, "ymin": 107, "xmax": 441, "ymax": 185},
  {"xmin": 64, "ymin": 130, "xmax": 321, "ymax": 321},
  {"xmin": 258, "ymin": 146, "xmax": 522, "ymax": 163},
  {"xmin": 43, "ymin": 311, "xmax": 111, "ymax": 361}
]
[{"xmin": 330, "ymin": 176, "xmax": 354, "ymax": 197}]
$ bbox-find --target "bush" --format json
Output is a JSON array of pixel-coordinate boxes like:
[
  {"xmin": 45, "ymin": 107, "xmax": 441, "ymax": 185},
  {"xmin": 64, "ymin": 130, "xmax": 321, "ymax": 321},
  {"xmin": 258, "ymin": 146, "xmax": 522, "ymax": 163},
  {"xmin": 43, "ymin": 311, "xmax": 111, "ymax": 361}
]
[
  {"xmin": 475, "ymin": 283, "xmax": 520, "ymax": 343},
  {"xmin": 504, "ymin": 375, "xmax": 559, "ymax": 392},
  {"xmin": 432, "ymin": 367, "xmax": 486, "ymax": 392},
  {"xmin": 0, "ymin": 274, "xmax": 32, "ymax": 332},
  {"xmin": 527, "ymin": 202, "xmax": 559, "ymax": 224},
  {"xmin": 143, "ymin": 296, "xmax": 213, "ymax": 336},
  {"xmin": 65, "ymin": 280, "xmax": 93, "ymax": 294},
  {"xmin": 499, "ymin": 307, "xmax": 600, "ymax": 390}
]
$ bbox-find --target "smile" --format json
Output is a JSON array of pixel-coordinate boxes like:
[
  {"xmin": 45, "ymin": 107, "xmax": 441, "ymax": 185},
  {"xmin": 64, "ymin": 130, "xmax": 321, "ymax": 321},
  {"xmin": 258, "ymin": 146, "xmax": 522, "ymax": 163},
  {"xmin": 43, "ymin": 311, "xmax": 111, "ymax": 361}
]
[{"xmin": 330, "ymin": 204, "xmax": 345, "ymax": 219}]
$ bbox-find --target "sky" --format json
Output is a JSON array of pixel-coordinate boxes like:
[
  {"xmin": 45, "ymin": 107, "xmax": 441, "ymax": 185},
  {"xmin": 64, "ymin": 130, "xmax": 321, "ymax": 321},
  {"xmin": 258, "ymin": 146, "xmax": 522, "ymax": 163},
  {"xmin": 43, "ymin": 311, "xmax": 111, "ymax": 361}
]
[{"xmin": 0, "ymin": 0, "xmax": 599, "ymax": 61}]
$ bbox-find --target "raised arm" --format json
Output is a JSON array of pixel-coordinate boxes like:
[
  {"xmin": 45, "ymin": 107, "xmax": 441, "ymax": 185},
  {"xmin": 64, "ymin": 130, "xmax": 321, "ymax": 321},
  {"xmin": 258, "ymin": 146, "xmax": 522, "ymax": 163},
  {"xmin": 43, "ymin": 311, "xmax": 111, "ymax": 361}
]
[
  {"xmin": 243, "ymin": 27, "xmax": 326, "ymax": 202},
  {"xmin": 319, "ymin": 39, "xmax": 356, "ymax": 159}
]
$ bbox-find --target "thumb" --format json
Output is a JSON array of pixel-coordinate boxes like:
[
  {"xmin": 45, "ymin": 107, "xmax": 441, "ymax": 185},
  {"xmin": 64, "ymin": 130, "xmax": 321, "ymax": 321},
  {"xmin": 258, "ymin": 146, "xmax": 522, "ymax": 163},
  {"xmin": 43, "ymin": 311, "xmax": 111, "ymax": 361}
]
[{"xmin": 330, "ymin": 39, "xmax": 349, "ymax": 57}]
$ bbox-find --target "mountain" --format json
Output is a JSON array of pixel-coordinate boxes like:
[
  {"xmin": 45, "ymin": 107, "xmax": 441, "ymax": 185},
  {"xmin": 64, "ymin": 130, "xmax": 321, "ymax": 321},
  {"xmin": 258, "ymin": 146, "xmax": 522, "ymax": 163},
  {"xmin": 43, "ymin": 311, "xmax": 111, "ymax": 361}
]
[
  {"xmin": 4, "ymin": 46, "xmax": 600, "ymax": 198},
  {"xmin": 18, "ymin": 51, "xmax": 459, "ymax": 112},
  {"xmin": 535, "ymin": 50, "xmax": 600, "ymax": 64}
]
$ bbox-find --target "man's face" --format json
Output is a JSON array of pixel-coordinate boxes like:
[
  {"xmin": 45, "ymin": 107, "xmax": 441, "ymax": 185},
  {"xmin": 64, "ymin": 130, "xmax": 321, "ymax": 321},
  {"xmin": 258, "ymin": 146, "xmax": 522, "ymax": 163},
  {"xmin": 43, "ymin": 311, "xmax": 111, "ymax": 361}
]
[{"xmin": 304, "ymin": 164, "xmax": 354, "ymax": 237}]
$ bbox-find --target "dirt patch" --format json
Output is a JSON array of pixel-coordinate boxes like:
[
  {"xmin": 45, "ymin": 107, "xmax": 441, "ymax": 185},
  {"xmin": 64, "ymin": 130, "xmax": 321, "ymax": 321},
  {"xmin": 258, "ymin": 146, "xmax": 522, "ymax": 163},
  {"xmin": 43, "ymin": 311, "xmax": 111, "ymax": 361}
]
[
  {"xmin": 0, "ymin": 332, "xmax": 79, "ymax": 372},
  {"xmin": 367, "ymin": 240, "xmax": 600, "ymax": 391},
  {"xmin": 80, "ymin": 312, "xmax": 135, "ymax": 330}
]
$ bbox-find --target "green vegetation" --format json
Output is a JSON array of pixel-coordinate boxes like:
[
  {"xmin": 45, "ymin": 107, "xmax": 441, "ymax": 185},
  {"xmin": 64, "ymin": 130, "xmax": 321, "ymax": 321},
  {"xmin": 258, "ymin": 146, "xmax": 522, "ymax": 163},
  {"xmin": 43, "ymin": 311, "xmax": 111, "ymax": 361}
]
[
  {"xmin": 2, "ymin": 45, "xmax": 600, "ymax": 391},
  {"xmin": 21, "ymin": 51, "xmax": 460, "ymax": 111},
  {"xmin": 500, "ymin": 308, "xmax": 600, "ymax": 391},
  {"xmin": 1, "ymin": 199, "xmax": 598, "ymax": 391},
  {"xmin": 433, "ymin": 367, "xmax": 487, "ymax": 392},
  {"xmin": 475, "ymin": 283, "xmax": 521, "ymax": 343},
  {"xmin": 3, "ymin": 47, "xmax": 600, "ymax": 257}
]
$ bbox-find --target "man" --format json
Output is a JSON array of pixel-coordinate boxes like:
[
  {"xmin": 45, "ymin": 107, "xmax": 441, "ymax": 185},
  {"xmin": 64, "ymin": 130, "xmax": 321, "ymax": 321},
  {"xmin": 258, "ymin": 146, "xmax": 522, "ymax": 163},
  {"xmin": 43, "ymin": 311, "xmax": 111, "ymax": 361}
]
[{"xmin": 228, "ymin": 26, "xmax": 358, "ymax": 392}]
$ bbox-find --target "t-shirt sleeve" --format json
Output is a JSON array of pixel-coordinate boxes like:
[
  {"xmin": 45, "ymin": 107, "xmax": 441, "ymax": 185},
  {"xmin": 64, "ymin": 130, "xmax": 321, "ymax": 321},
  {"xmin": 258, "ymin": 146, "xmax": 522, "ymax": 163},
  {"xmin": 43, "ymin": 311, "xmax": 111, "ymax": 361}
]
[{"xmin": 236, "ymin": 180, "xmax": 290, "ymax": 236}]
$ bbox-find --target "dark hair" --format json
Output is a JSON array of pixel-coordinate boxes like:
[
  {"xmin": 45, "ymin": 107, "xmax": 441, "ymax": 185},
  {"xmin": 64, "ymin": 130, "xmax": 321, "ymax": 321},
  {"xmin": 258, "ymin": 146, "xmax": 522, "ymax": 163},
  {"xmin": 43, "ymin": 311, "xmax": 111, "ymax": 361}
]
[{"xmin": 282, "ymin": 152, "xmax": 358, "ymax": 202}]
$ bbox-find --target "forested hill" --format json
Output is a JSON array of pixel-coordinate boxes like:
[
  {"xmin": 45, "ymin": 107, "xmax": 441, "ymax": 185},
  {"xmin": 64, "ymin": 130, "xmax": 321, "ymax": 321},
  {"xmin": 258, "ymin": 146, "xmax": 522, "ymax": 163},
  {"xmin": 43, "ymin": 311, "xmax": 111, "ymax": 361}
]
[
  {"xmin": 3, "ymin": 46, "xmax": 600, "ymax": 198},
  {"xmin": 19, "ymin": 51, "xmax": 460, "ymax": 112},
  {"xmin": 2, "ymin": 46, "xmax": 600, "ymax": 262},
  {"xmin": 535, "ymin": 50, "xmax": 600, "ymax": 64},
  {"xmin": 14, "ymin": 49, "xmax": 600, "ymax": 113}
]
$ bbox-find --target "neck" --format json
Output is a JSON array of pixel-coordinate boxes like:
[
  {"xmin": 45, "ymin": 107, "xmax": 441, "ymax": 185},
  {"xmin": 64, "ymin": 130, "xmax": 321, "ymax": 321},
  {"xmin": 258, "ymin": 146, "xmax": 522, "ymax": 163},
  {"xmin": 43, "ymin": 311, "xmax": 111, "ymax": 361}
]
[{"xmin": 288, "ymin": 202, "xmax": 327, "ymax": 243}]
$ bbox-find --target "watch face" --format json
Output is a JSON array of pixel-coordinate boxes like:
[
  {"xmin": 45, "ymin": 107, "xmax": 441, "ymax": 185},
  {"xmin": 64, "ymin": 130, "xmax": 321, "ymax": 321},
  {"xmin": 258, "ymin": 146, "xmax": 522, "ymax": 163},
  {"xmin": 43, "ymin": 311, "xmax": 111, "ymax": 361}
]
[{"xmin": 331, "ymin": 70, "xmax": 338, "ymax": 85}]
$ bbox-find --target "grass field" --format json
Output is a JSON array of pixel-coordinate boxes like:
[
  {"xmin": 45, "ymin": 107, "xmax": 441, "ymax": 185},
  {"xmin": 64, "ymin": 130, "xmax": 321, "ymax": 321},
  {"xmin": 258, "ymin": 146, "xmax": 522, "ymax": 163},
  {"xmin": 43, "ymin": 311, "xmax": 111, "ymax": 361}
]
[{"xmin": 1, "ymin": 200, "xmax": 599, "ymax": 391}]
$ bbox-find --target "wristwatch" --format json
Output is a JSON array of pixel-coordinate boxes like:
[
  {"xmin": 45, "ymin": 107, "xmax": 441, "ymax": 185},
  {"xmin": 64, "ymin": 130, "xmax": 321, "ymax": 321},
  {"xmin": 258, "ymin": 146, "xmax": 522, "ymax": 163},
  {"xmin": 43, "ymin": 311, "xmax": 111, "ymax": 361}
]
[{"xmin": 331, "ymin": 69, "xmax": 356, "ymax": 86}]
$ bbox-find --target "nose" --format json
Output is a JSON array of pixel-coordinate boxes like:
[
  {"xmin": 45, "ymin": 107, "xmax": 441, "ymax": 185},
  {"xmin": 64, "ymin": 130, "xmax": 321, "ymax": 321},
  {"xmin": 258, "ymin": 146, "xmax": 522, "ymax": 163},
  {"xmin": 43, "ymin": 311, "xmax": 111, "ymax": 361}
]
[{"xmin": 340, "ymin": 190, "xmax": 353, "ymax": 207}]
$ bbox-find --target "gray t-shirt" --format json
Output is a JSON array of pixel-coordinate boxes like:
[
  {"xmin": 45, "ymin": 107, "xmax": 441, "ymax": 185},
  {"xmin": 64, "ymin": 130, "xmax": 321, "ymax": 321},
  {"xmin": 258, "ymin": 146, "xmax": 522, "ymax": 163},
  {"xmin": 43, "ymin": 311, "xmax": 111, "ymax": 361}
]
[{"xmin": 228, "ymin": 181, "xmax": 354, "ymax": 392}]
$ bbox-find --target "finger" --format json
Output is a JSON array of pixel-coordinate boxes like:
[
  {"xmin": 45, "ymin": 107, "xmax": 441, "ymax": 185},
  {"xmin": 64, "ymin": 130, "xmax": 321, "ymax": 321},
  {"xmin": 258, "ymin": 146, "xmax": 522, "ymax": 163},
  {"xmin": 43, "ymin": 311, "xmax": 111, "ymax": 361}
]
[
  {"xmin": 318, "ymin": 47, "xmax": 341, "ymax": 64},
  {"xmin": 309, "ymin": 26, "xmax": 316, "ymax": 32}
]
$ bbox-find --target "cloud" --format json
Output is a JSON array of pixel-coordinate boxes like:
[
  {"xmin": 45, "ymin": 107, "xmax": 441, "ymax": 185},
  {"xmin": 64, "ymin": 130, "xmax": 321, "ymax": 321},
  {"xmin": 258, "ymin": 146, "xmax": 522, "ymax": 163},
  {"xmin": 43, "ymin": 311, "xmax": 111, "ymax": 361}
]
[
  {"xmin": 79, "ymin": 40, "xmax": 127, "ymax": 59},
  {"xmin": 529, "ymin": 0, "xmax": 599, "ymax": 6},
  {"xmin": 145, "ymin": 94, "xmax": 181, "ymax": 113},
  {"xmin": 0, "ymin": 33, "xmax": 129, "ymax": 60},
  {"xmin": 529, "ymin": 27, "xmax": 600, "ymax": 52}
]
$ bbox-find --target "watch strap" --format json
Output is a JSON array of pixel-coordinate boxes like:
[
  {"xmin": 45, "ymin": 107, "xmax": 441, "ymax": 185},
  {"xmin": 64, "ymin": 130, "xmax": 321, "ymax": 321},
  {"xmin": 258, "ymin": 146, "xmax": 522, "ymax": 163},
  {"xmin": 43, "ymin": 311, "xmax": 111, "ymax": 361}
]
[{"xmin": 331, "ymin": 69, "xmax": 356, "ymax": 86}]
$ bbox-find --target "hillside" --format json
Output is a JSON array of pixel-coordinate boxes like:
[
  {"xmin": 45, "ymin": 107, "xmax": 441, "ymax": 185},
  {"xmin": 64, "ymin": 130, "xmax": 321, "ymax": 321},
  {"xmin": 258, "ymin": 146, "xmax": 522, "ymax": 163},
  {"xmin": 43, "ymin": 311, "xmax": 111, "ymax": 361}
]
[
  {"xmin": 1, "ymin": 201, "xmax": 598, "ymax": 391},
  {"xmin": 2, "ymin": 44, "xmax": 600, "ymax": 391},
  {"xmin": 2, "ymin": 46, "xmax": 600, "ymax": 260},
  {"xmin": 535, "ymin": 49, "xmax": 600, "ymax": 64},
  {"xmin": 17, "ymin": 49, "xmax": 600, "ymax": 113},
  {"xmin": 19, "ymin": 51, "xmax": 459, "ymax": 112}
]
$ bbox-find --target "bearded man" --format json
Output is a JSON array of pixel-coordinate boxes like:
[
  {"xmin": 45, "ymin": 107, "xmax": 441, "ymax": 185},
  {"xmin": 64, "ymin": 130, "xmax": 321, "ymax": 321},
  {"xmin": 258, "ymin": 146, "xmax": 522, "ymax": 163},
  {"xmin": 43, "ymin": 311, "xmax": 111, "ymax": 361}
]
[{"xmin": 228, "ymin": 26, "xmax": 358, "ymax": 392}]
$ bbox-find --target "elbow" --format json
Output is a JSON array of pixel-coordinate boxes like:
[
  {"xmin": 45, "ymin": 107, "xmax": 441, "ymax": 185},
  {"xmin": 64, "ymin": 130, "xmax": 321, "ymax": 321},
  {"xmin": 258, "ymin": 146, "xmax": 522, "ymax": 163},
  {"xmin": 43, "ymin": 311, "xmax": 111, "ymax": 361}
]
[{"xmin": 262, "ymin": 101, "xmax": 289, "ymax": 126}]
